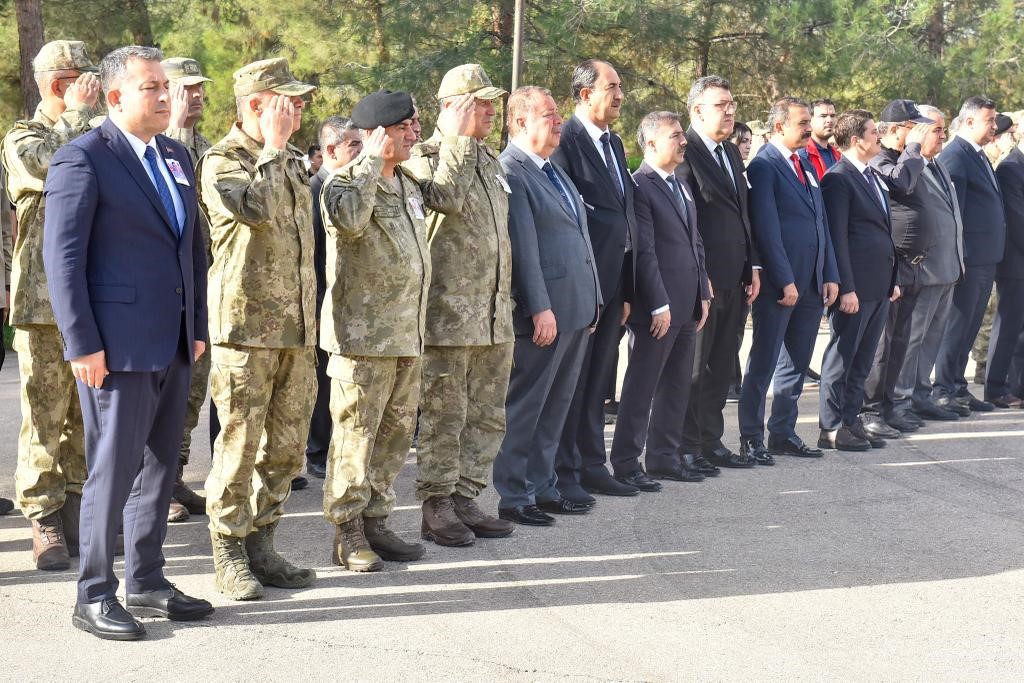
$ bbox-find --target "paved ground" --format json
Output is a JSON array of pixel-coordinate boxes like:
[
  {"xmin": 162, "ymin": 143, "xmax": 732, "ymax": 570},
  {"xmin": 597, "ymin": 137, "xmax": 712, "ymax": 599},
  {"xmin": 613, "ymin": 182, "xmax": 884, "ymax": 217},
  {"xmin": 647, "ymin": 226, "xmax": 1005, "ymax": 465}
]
[{"xmin": 2, "ymin": 337, "xmax": 1024, "ymax": 681}]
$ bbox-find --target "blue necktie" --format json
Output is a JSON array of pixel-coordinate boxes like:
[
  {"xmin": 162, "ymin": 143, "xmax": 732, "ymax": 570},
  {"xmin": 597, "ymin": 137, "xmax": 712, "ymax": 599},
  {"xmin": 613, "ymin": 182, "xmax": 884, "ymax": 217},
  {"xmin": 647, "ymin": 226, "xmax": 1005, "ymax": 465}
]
[
  {"xmin": 143, "ymin": 146, "xmax": 180, "ymax": 235},
  {"xmin": 542, "ymin": 162, "xmax": 577, "ymax": 220},
  {"xmin": 665, "ymin": 175, "xmax": 689, "ymax": 228}
]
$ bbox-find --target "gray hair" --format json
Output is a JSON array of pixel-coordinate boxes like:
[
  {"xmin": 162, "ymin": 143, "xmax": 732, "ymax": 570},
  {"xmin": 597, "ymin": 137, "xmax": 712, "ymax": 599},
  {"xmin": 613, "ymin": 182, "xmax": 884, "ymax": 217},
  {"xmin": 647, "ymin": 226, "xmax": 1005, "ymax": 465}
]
[
  {"xmin": 686, "ymin": 75, "xmax": 731, "ymax": 112},
  {"xmin": 916, "ymin": 104, "xmax": 945, "ymax": 123},
  {"xmin": 636, "ymin": 111, "xmax": 681, "ymax": 150},
  {"xmin": 507, "ymin": 86, "xmax": 552, "ymax": 136},
  {"xmin": 958, "ymin": 96, "xmax": 996, "ymax": 120},
  {"xmin": 319, "ymin": 116, "xmax": 358, "ymax": 148},
  {"xmin": 767, "ymin": 97, "xmax": 810, "ymax": 132},
  {"xmin": 99, "ymin": 45, "xmax": 163, "ymax": 93}
]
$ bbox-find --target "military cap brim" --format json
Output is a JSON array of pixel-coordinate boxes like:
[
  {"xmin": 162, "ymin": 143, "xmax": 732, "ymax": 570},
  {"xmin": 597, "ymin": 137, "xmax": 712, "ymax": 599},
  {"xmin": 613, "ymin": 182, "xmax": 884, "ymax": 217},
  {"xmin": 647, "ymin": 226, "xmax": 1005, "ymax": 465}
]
[
  {"xmin": 446, "ymin": 85, "xmax": 507, "ymax": 101},
  {"xmin": 269, "ymin": 82, "xmax": 317, "ymax": 97},
  {"xmin": 173, "ymin": 74, "xmax": 213, "ymax": 86}
]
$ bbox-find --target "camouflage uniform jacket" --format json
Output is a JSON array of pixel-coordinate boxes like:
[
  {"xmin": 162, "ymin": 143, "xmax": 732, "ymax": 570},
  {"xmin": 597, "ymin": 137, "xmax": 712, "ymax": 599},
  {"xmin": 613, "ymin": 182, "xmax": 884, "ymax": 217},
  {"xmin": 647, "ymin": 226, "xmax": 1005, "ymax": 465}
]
[
  {"xmin": 0, "ymin": 164, "xmax": 13, "ymax": 291},
  {"xmin": 197, "ymin": 123, "xmax": 316, "ymax": 349},
  {"xmin": 404, "ymin": 131, "xmax": 513, "ymax": 346},
  {"xmin": 1, "ymin": 105, "xmax": 92, "ymax": 325},
  {"xmin": 165, "ymin": 126, "xmax": 213, "ymax": 264},
  {"xmin": 320, "ymin": 153, "xmax": 431, "ymax": 357}
]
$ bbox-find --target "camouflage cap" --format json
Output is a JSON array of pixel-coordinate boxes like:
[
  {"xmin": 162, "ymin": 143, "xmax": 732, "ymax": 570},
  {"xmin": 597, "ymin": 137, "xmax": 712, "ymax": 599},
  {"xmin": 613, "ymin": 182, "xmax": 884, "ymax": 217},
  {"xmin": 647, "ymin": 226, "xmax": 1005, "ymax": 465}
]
[
  {"xmin": 162, "ymin": 57, "xmax": 212, "ymax": 86},
  {"xmin": 436, "ymin": 64, "xmax": 506, "ymax": 101},
  {"xmin": 747, "ymin": 120, "xmax": 770, "ymax": 136},
  {"xmin": 233, "ymin": 57, "xmax": 316, "ymax": 97},
  {"xmin": 32, "ymin": 40, "xmax": 97, "ymax": 73}
]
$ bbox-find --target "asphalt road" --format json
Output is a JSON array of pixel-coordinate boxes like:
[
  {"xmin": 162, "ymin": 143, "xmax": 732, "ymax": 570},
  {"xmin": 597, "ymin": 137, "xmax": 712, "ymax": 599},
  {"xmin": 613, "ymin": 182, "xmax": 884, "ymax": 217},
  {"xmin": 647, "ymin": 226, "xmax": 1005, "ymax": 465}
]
[{"xmin": 2, "ymin": 339, "xmax": 1024, "ymax": 681}]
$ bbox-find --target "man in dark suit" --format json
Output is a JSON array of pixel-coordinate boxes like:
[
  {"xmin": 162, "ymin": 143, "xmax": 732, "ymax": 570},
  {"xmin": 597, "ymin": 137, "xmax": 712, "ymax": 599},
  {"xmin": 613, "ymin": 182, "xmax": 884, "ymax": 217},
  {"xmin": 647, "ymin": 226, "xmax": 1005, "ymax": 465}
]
[
  {"xmin": 610, "ymin": 111, "xmax": 711, "ymax": 487},
  {"xmin": 549, "ymin": 59, "xmax": 638, "ymax": 501},
  {"xmin": 935, "ymin": 96, "xmax": 1004, "ymax": 413},
  {"xmin": 43, "ymin": 46, "xmax": 213, "ymax": 640},
  {"xmin": 987, "ymin": 128, "xmax": 1024, "ymax": 406},
  {"xmin": 305, "ymin": 116, "xmax": 363, "ymax": 479},
  {"xmin": 677, "ymin": 75, "xmax": 761, "ymax": 470},
  {"xmin": 817, "ymin": 110, "xmax": 901, "ymax": 451},
  {"xmin": 492, "ymin": 86, "xmax": 602, "ymax": 526},
  {"xmin": 739, "ymin": 98, "xmax": 839, "ymax": 461}
]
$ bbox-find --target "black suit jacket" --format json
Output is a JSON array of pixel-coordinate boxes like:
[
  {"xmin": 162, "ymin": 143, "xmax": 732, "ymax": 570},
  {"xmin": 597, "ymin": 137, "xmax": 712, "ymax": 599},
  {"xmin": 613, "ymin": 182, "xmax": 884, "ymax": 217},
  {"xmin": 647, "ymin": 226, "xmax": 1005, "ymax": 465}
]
[
  {"xmin": 938, "ymin": 135, "xmax": 1006, "ymax": 267},
  {"xmin": 996, "ymin": 146, "xmax": 1024, "ymax": 280},
  {"xmin": 629, "ymin": 162, "xmax": 710, "ymax": 325},
  {"xmin": 676, "ymin": 127, "xmax": 759, "ymax": 289},
  {"xmin": 820, "ymin": 156, "xmax": 897, "ymax": 301},
  {"xmin": 550, "ymin": 114, "xmax": 636, "ymax": 305},
  {"xmin": 310, "ymin": 166, "xmax": 329, "ymax": 316}
]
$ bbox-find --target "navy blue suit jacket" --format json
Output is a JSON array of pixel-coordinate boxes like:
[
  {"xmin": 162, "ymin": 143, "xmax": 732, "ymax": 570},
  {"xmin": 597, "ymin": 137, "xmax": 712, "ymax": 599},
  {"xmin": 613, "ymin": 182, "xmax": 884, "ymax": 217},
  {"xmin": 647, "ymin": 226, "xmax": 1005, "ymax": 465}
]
[
  {"xmin": 938, "ymin": 135, "xmax": 1006, "ymax": 267},
  {"xmin": 629, "ymin": 162, "xmax": 710, "ymax": 325},
  {"xmin": 747, "ymin": 142, "xmax": 839, "ymax": 297},
  {"xmin": 820, "ymin": 157, "xmax": 898, "ymax": 301},
  {"xmin": 996, "ymin": 147, "xmax": 1024, "ymax": 280},
  {"xmin": 43, "ymin": 118, "xmax": 208, "ymax": 372}
]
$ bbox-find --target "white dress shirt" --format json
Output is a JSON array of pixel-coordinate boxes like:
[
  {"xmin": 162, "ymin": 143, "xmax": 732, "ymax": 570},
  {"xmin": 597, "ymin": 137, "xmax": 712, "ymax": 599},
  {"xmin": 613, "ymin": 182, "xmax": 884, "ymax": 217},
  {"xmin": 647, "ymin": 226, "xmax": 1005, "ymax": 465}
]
[{"xmin": 576, "ymin": 113, "xmax": 625, "ymax": 194}]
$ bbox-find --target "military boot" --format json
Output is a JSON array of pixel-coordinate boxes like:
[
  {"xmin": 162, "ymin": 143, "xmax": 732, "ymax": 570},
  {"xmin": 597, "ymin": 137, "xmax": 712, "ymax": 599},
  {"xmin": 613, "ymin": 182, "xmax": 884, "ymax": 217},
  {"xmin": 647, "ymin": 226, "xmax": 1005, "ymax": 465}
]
[
  {"xmin": 0, "ymin": 497, "xmax": 13, "ymax": 516},
  {"xmin": 59, "ymin": 492, "xmax": 82, "ymax": 557},
  {"xmin": 172, "ymin": 481, "xmax": 206, "ymax": 516},
  {"xmin": 210, "ymin": 532, "xmax": 264, "ymax": 601},
  {"xmin": 32, "ymin": 512, "xmax": 71, "ymax": 571},
  {"xmin": 363, "ymin": 515, "xmax": 425, "ymax": 562},
  {"xmin": 452, "ymin": 494, "xmax": 515, "ymax": 538},
  {"xmin": 332, "ymin": 517, "xmax": 384, "ymax": 572},
  {"xmin": 245, "ymin": 521, "xmax": 316, "ymax": 588},
  {"xmin": 421, "ymin": 495, "xmax": 475, "ymax": 547},
  {"xmin": 168, "ymin": 500, "xmax": 190, "ymax": 523}
]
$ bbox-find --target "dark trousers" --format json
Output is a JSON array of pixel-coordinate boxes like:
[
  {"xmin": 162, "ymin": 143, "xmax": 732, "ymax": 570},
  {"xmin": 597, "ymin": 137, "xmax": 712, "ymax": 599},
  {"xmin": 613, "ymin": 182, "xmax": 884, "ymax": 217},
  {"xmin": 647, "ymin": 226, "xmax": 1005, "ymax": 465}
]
[
  {"xmin": 864, "ymin": 261, "xmax": 921, "ymax": 418},
  {"xmin": 76, "ymin": 344, "xmax": 191, "ymax": 604},
  {"xmin": 683, "ymin": 286, "xmax": 744, "ymax": 452},
  {"xmin": 935, "ymin": 263, "xmax": 996, "ymax": 397},
  {"xmin": 555, "ymin": 270, "xmax": 625, "ymax": 487},
  {"xmin": 493, "ymin": 328, "xmax": 588, "ymax": 508},
  {"xmin": 985, "ymin": 278, "xmax": 1024, "ymax": 398},
  {"xmin": 306, "ymin": 345, "xmax": 331, "ymax": 461},
  {"xmin": 818, "ymin": 298, "xmax": 889, "ymax": 429},
  {"xmin": 739, "ymin": 284, "xmax": 822, "ymax": 440},
  {"xmin": 611, "ymin": 321, "xmax": 697, "ymax": 475}
]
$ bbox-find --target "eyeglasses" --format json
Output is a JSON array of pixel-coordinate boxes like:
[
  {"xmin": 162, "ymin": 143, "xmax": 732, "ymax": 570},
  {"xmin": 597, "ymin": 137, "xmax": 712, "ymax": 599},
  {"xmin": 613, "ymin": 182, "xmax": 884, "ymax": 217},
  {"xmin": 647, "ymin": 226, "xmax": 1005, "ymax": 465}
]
[{"xmin": 701, "ymin": 100, "xmax": 737, "ymax": 114}]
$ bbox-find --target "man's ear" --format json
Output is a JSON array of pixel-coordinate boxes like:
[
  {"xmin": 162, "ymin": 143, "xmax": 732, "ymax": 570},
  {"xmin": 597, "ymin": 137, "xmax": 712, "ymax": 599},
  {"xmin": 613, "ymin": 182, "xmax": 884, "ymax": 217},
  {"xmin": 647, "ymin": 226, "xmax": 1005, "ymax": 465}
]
[
  {"xmin": 106, "ymin": 89, "xmax": 121, "ymax": 111},
  {"xmin": 49, "ymin": 78, "xmax": 64, "ymax": 98}
]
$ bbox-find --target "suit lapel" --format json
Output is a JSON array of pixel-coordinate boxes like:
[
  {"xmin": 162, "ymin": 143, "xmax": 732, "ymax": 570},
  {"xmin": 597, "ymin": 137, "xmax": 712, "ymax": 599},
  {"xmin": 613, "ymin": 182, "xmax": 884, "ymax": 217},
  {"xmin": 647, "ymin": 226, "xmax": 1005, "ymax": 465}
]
[
  {"xmin": 157, "ymin": 135, "xmax": 194, "ymax": 238},
  {"xmin": 766, "ymin": 144, "xmax": 813, "ymax": 209},
  {"xmin": 960, "ymin": 136, "xmax": 1000, "ymax": 194},
  {"xmin": 514, "ymin": 150, "xmax": 579, "ymax": 226},
  {"xmin": 571, "ymin": 117, "xmax": 624, "ymax": 206},
  {"xmin": 685, "ymin": 128, "xmax": 739, "ymax": 207},
  {"xmin": 102, "ymin": 120, "xmax": 177, "ymax": 236},
  {"xmin": 921, "ymin": 161, "xmax": 954, "ymax": 211},
  {"xmin": 645, "ymin": 167, "xmax": 688, "ymax": 230},
  {"xmin": 840, "ymin": 158, "xmax": 889, "ymax": 223}
]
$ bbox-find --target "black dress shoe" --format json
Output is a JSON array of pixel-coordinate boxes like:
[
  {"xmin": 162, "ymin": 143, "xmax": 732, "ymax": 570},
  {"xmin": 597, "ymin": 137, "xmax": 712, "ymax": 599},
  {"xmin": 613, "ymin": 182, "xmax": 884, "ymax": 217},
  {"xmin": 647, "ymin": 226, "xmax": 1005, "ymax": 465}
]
[
  {"xmin": 498, "ymin": 505, "xmax": 555, "ymax": 526},
  {"xmin": 306, "ymin": 457, "xmax": 327, "ymax": 479},
  {"xmin": 581, "ymin": 470, "xmax": 640, "ymax": 496},
  {"xmin": 536, "ymin": 498, "xmax": 592, "ymax": 515},
  {"xmin": 885, "ymin": 414, "xmax": 920, "ymax": 433},
  {"xmin": 767, "ymin": 436, "xmax": 823, "ymax": 458},
  {"xmin": 127, "ymin": 584, "xmax": 215, "ymax": 621},
  {"xmin": 615, "ymin": 470, "xmax": 663, "ymax": 492},
  {"xmin": 740, "ymin": 438, "xmax": 775, "ymax": 466},
  {"xmin": 850, "ymin": 419, "xmax": 885, "ymax": 448},
  {"xmin": 683, "ymin": 453, "xmax": 720, "ymax": 477},
  {"xmin": 935, "ymin": 395, "xmax": 970, "ymax": 417},
  {"xmin": 703, "ymin": 446, "xmax": 755, "ymax": 468},
  {"xmin": 558, "ymin": 485, "xmax": 597, "ymax": 506},
  {"xmin": 291, "ymin": 476, "xmax": 309, "ymax": 491},
  {"xmin": 827, "ymin": 426, "xmax": 871, "ymax": 451},
  {"xmin": 956, "ymin": 392, "xmax": 994, "ymax": 412},
  {"xmin": 648, "ymin": 463, "xmax": 705, "ymax": 482},
  {"xmin": 73, "ymin": 598, "xmax": 146, "ymax": 641},
  {"xmin": 860, "ymin": 414, "xmax": 901, "ymax": 439},
  {"xmin": 912, "ymin": 402, "xmax": 959, "ymax": 421}
]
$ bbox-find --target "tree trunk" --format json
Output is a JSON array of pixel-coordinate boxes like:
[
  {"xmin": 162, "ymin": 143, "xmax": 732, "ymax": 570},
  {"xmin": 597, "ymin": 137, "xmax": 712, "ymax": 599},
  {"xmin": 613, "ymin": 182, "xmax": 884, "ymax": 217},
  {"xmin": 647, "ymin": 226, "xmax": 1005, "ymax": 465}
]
[
  {"xmin": 123, "ymin": 0, "xmax": 155, "ymax": 46},
  {"xmin": 924, "ymin": 1, "xmax": 945, "ymax": 103},
  {"xmin": 491, "ymin": 0, "xmax": 514, "ymax": 49},
  {"xmin": 14, "ymin": 0, "xmax": 45, "ymax": 119},
  {"xmin": 371, "ymin": 0, "xmax": 389, "ymax": 65}
]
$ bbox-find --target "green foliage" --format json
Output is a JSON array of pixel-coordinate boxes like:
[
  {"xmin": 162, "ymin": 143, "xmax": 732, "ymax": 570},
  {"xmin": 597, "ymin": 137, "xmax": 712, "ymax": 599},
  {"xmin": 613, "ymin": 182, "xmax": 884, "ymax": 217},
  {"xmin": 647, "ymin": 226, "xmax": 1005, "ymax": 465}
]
[{"xmin": 2, "ymin": 0, "xmax": 1022, "ymax": 148}]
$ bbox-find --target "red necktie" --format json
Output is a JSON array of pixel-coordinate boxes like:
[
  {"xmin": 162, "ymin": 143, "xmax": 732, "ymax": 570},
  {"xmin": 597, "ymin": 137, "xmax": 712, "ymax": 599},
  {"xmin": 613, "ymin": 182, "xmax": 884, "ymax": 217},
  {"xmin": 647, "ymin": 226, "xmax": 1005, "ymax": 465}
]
[{"xmin": 790, "ymin": 153, "xmax": 806, "ymax": 185}]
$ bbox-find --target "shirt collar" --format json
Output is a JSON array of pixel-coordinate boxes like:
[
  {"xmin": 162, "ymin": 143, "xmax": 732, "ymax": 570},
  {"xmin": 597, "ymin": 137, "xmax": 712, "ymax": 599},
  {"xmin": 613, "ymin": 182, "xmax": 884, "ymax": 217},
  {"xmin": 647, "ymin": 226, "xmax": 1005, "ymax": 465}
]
[
  {"xmin": 694, "ymin": 127, "xmax": 726, "ymax": 158},
  {"xmin": 957, "ymin": 133, "xmax": 984, "ymax": 153},
  {"xmin": 108, "ymin": 116, "xmax": 159, "ymax": 162},
  {"xmin": 649, "ymin": 163, "xmax": 676, "ymax": 182},
  {"xmin": 843, "ymin": 152, "xmax": 869, "ymax": 174},
  {"xmin": 575, "ymin": 112, "xmax": 611, "ymax": 146},
  {"xmin": 510, "ymin": 140, "xmax": 549, "ymax": 170},
  {"xmin": 770, "ymin": 138, "xmax": 800, "ymax": 161}
]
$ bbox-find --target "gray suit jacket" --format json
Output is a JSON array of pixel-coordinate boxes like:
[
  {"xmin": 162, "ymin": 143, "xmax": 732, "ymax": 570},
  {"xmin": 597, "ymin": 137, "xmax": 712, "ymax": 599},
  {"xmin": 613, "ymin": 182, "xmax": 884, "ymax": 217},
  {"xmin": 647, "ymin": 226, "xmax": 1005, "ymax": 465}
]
[
  {"xmin": 500, "ymin": 142, "xmax": 601, "ymax": 336},
  {"xmin": 917, "ymin": 161, "xmax": 965, "ymax": 286}
]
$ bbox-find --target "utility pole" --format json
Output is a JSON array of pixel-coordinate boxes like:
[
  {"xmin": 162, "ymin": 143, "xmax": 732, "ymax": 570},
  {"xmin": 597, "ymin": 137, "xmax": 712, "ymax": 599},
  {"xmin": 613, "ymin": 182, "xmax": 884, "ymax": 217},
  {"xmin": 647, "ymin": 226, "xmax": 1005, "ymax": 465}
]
[{"xmin": 511, "ymin": 0, "xmax": 525, "ymax": 91}]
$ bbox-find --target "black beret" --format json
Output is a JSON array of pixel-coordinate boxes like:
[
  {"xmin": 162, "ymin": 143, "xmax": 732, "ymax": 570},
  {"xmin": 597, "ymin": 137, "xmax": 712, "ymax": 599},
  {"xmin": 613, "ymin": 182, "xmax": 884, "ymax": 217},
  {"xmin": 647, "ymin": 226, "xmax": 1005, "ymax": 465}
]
[
  {"xmin": 351, "ymin": 89, "xmax": 415, "ymax": 129},
  {"xmin": 995, "ymin": 114, "xmax": 1014, "ymax": 137}
]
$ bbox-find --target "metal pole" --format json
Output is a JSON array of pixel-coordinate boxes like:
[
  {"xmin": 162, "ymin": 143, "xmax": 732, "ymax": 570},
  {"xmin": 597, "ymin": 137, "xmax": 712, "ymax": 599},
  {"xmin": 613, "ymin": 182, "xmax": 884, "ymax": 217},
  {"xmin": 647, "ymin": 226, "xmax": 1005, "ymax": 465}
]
[{"xmin": 511, "ymin": 0, "xmax": 525, "ymax": 91}]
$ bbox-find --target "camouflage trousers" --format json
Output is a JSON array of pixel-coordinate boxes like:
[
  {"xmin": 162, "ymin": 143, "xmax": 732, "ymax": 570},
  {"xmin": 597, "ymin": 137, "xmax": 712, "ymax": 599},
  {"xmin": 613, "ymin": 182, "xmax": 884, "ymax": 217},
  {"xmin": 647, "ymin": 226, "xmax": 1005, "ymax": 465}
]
[
  {"xmin": 178, "ymin": 346, "xmax": 211, "ymax": 471},
  {"xmin": 323, "ymin": 355, "xmax": 421, "ymax": 525},
  {"xmin": 415, "ymin": 343, "xmax": 513, "ymax": 501},
  {"xmin": 971, "ymin": 287, "xmax": 998, "ymax": 379},
  {"xmin": 13, "ymin": 325, "xmax": 87, "ymax": 519},
  {"xmin": 206, "ymin": 344, "xmax": 315, "ymax": 538}
]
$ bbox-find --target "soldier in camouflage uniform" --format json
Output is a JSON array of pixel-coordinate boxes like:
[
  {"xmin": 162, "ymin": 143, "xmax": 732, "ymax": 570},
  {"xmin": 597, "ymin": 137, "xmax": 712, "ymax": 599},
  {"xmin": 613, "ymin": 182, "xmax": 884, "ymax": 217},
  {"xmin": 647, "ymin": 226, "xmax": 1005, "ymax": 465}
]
[
  {"xmin": 320, "ymin": 89, "xmax": 432, "ymax": 571},
  {"xmin": 403, "ymin": 64, "xmax": 515, "ymax": 547},
  {"xmin": 972, "ymin": 288, "xmax": 996, "ymax": 384},
  {"xmin": 161, "ymin": 56, "xmax": 214, "ymax": 523},
  {"xmin": 1, "ymin": 40, "xmax": 99, "ymax": 570},
  {"xmin": 0, "ymin": 158, "xmax": 12, "ymax": 518},
  {"xmin": 198, "ymin": 58, "xmax": 317, "ymax": 600}
]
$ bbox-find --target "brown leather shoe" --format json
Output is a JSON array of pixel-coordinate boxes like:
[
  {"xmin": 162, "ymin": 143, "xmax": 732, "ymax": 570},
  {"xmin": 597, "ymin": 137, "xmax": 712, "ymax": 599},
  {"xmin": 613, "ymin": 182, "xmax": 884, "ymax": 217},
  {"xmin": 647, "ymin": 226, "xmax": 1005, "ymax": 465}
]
[
  {"xmin": 421, "ymin": 496, "xmax": 475, "ymax": 547},
  {"xmin": 168, "ymin": 499, "xmax": 190, "ymax": 523},
  {"xmin": 59, "ymin": 493, "xmax": 82, "ymax": 557},
  {"xmin": 32, "ymin": 512, "xmax": 71, "ymax": 571},
  {"xmin": 451, "ymin": 494, "xmax": 514, "ymax": 538},
  {"xmin": 172, "ymin": 480, "xmax": 206, "ymax": 515}
]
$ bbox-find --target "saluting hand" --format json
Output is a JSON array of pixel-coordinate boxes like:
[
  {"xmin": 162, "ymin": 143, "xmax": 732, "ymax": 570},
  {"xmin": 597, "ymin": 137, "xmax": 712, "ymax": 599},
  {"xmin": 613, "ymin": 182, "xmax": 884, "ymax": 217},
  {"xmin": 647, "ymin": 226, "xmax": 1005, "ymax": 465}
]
[
  {"xmin": 436, "ymin": 93, "xmax": 477, "ymax": 138},
  {"xmin": 169, "ymin": 82, "xmax": 190, "ymax": 128},
  {"xmin": 64, "ymin": 72, "xmax": 100, "ymax": 110},
  {"xmin": 362, "ymin": 126, "xmax": 389, "ymax": 159},
  {"xmin": 260, "ymin": 95, "xmax": 295, "ymax": 150}
]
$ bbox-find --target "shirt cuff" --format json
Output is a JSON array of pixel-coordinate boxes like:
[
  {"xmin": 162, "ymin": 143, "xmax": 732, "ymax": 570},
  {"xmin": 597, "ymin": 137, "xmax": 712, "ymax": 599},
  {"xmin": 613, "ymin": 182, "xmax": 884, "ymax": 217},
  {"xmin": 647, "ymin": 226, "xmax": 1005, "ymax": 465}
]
[
  {"xmin": 752, "ymin": 265, "xmax": 763, "ymax": 270},
  {"xmin": 651, "ymin": 305, "xmax": 670, "ymax": 315}
]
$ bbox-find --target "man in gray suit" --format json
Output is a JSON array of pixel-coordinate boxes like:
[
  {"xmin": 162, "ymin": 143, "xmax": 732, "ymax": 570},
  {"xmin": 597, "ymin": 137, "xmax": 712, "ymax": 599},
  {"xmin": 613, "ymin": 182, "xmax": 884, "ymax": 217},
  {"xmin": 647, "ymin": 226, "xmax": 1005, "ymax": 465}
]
[{"xmin": 492, "ymin": 86, "xmax": 601, "ymax": 526}]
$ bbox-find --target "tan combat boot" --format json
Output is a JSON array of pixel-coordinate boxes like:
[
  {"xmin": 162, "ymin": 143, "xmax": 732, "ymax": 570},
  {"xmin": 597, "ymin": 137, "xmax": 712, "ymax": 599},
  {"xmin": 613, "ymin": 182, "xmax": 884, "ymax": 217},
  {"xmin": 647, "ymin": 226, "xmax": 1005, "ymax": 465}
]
[
  {"xmin": 32, "ymin": 512, "xmax": 71, "ymax": 571},
  {"xmin": 210, "ymin": 531, "xmax": 264, "ymax": 600},
  {"xmin": 245, "ymin": 521, "xmax": 315, "ymax": 588},
  {"xmin": 452, "ymin": 493, "xmax": 514, "ymax": 538},
  {"xmin": 332, "ymin": 517, "xmax": 384, "ymax": 572},
  {"xmin": 421, "ymin": 496, "xmax": 475, "ymax": 547},
  {"xmin": 364, "ymin": 515, "xmax": 425, "ymax": 562},
  {"xmin": 59, "ymin": 492, "xmax": 82, "ymax": 557}
]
